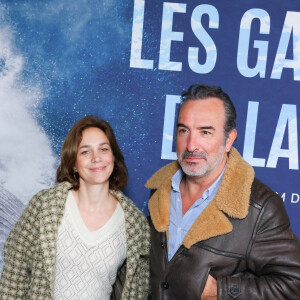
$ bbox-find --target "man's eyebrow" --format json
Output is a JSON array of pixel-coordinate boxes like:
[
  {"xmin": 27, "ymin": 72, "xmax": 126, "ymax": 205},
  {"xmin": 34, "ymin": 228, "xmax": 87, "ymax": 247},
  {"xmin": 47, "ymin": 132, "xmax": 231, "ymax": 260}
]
[
  {"xmin": 177, "ymin": 123, "xmax": 215, "ymax": 130},
  {"xmin": 198, "ymin": 126, "xmax": 215, "ymax": 130},
  {"xmin": 177, "ymin": 123, "xmax": 188, "ymax": 128}
]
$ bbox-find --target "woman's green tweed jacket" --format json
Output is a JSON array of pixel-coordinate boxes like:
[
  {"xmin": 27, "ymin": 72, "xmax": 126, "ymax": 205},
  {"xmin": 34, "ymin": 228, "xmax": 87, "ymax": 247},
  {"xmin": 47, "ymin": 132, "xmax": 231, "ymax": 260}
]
[{"xmin": 0, "ymin": 182, "xmax": 150, "ymax": 299}]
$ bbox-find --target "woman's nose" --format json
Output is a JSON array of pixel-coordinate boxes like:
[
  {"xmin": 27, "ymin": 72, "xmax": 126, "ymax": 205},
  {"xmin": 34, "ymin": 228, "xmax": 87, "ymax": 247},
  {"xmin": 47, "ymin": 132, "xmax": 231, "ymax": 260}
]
[{"xmin": 92, "ymin": 152, "xmax": 101, "ymax": 162}]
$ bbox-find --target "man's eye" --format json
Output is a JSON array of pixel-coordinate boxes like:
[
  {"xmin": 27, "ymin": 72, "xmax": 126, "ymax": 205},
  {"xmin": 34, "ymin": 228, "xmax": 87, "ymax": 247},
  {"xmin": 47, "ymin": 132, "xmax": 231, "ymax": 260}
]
[
  {"xmin": 178, "ymin": 128, "xmax": 187, "ymax": 134},
  {"xmin": 203, "ymin": 131, "xmax": 211, "ymax": 135}
]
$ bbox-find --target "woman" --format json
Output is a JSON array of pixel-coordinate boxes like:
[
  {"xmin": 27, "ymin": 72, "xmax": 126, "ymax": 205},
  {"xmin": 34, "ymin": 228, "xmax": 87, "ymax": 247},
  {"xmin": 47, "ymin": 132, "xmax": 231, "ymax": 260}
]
[{"xmin": 0, "ymin": 116, "xmax": 150, "ymax": 299}]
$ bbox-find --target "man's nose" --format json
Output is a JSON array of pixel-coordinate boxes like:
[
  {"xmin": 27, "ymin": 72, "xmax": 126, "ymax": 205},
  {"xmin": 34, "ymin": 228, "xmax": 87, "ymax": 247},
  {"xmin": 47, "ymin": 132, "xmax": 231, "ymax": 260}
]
[{"xmin": 186, "ymin": 132, "xmax": 199, "ymax": 152}]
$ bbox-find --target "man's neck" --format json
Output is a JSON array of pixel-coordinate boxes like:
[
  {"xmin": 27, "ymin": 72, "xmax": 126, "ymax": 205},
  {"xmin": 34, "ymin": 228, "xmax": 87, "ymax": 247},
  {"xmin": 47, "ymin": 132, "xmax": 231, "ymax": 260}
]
[{"xmin": 180, "ymin": 161, "xmax": 226, "ymax": 216}]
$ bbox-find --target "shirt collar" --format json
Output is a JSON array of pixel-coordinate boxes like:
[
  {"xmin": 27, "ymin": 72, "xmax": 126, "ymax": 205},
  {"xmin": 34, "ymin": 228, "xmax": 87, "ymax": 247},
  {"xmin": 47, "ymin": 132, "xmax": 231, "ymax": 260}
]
[
  {"xmin": 171, "ymin": 163, "xmax": 227, "ymax": 200},
  {"xmin": 171, "ymin": 168, "xmax": 183, "ymax": 192}
]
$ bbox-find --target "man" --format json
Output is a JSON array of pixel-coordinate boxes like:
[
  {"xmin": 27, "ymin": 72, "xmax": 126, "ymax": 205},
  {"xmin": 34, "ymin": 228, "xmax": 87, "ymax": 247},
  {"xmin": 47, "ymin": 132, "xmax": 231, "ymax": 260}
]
[{"xmin": 146, "ymin": 84, "xmax": 300, "ymax": 299}]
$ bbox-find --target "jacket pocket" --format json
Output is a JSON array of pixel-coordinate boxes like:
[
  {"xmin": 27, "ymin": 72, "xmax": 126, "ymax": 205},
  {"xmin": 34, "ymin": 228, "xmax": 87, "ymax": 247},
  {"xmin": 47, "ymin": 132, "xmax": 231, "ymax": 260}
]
[{"xmin": 200, "ymin": 267, "xmax": 212, "ymax": 296}]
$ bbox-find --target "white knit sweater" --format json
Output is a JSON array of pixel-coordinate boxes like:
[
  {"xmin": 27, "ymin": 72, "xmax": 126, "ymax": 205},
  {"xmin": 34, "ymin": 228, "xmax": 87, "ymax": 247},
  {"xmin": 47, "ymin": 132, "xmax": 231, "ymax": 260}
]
[{"xmin": 53, "ymin": 191, "xmax": 127, "ymax": 300}]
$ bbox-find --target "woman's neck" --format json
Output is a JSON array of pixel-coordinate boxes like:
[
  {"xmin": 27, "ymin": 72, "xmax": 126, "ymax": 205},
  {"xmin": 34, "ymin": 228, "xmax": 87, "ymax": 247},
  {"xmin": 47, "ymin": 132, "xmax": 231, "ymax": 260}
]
[{"xmin": 72, "ymin": 180, "xmax": 114, "ymax": 213}]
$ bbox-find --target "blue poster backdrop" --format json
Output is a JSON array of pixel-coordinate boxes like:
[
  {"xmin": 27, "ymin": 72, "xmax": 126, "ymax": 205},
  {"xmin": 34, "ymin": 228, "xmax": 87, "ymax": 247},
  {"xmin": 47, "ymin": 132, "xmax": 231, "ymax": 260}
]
[{"xmin": 0, "ymin": 0, "xmax": 299, "ymax": 271}]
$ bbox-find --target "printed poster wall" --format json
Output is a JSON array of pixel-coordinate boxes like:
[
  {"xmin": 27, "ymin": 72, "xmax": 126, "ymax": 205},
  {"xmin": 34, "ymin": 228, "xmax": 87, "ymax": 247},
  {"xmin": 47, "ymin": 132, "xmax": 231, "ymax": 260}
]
[{"xmin": 0, "ymin": 0, "xmax": 299, "ymax": 272}]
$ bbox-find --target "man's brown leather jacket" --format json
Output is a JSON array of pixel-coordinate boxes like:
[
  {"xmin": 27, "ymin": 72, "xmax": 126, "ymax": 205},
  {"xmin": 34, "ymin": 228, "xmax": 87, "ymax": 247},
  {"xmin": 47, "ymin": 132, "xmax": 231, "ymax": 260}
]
[{"xmin": 146, "ymin": 148, "xmax": 300, "ymax": 299}]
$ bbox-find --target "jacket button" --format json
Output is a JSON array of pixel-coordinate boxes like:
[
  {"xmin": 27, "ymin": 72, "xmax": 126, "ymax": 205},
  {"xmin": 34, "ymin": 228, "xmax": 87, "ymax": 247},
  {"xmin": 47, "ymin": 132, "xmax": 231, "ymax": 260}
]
[
  {"xmin": 230, "ymin": 285, "xmax": 239, "ymax": 295},
  {"xmin": 161, "ymin": 282, "xmax": 169, "ymax": 289},
  {"xmin": 161, "ymin": 242, "xmax": 164, "ymax": 249}
]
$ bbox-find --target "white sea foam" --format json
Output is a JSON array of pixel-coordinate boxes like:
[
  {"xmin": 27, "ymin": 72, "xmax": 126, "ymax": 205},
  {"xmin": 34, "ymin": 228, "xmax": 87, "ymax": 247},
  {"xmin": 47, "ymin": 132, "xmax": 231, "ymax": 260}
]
[{"xmin": 0, "ymin": 12, "xmax": 56, "ymax": 204}]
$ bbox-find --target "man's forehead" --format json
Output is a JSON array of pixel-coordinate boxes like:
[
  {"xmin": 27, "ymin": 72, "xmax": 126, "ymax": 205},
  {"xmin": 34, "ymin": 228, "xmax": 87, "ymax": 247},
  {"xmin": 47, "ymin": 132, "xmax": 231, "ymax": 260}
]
[{"xmin": 178, "ymin": 98, "xmax": 225, "ymax": 117}]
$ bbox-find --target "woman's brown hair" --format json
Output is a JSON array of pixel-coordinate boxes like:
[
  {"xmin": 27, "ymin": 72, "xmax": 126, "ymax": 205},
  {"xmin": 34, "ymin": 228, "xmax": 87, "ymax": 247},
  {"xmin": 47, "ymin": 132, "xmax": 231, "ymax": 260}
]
[{"xmin": 56, "ymin": 115, "xmax": 128, "ymax": 190}]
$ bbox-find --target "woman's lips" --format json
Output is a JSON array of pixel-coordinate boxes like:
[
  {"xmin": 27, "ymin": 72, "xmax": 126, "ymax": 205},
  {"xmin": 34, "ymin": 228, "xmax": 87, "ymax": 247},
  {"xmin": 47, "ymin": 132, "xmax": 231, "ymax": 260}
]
[{"xmin": 90, "ymin": 166, "xmax": 106, "ymax": 172}]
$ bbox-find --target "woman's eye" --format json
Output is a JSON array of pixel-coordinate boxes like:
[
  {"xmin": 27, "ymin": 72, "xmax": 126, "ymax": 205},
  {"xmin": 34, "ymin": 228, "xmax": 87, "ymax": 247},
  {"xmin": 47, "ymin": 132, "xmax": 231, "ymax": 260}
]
[{"xmin": 81, "ymin": 150, "xmax": 89, "ymax": 155}]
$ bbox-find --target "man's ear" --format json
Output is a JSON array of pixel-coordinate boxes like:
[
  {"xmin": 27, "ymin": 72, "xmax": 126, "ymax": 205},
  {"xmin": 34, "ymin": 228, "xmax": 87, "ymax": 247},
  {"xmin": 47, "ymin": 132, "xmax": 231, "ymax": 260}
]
[{"xmin": 225, "ymin": 129, "xmax": 237, "ymax": 152}]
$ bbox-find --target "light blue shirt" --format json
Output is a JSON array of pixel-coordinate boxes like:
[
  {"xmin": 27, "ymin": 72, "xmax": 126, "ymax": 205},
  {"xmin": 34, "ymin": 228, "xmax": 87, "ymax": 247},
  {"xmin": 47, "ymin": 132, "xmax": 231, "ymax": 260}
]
[{"xmin": 168, "ymin": 167, "xmax": 225, "ymax": 260}]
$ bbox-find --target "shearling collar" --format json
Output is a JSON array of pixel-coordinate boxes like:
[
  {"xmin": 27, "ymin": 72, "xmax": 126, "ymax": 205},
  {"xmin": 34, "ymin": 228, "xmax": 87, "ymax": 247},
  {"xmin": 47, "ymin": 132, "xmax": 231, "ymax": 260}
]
[{"xmin": 145, "ymin": 147, "xmax": 254, "ymax": 248}]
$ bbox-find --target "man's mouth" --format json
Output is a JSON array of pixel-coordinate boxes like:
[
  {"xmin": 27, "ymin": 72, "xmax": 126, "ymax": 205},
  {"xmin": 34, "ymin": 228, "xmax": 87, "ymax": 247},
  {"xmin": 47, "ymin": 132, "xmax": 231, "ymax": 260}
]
[{"xmin": 182, "ymin": 151, "xmax": 207, "ymax": 161}]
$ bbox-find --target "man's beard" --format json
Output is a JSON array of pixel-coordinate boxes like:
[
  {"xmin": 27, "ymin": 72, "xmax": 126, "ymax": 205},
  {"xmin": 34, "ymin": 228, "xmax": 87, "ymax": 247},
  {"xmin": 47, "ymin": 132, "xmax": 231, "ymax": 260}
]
[{"xmin": 178, "ymin": 148, "xmax": 225, "ymax": 177}]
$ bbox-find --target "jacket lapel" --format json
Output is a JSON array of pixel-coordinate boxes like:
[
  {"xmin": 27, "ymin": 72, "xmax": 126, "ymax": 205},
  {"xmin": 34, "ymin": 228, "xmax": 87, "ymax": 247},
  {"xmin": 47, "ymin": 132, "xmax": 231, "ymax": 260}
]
[
  {"xmin": 112, "ymin": 190, "xmax": 146, "ymax": 285},
  {"xmin": 39, "ymin": 182, "xmax": 71, "ymax": 285},
  {"xmin": 147, "ymin": 161, "xmax": 180, "ymax": 232},
  {"xmin": 146, "ymin": 147, "xmax": 255, "ymax": 248}
]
